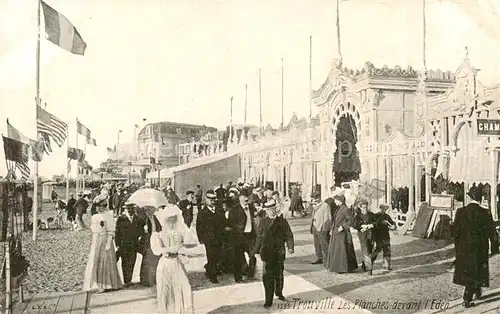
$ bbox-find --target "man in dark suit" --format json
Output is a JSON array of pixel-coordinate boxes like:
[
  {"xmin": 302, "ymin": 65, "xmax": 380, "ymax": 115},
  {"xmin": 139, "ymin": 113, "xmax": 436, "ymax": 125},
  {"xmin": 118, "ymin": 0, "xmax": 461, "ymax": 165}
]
[
  {"xmin": 196, "ymin": 190, "xmax": 226, "ymax": 283},
  {"xmin": 227, "ymin": 192, "xmax": 257, "ymax": 282},
  {"xmin": 178, "ymin": 190, "xmax": 195, "ymax": 227},
  {"xmin": 453, "ymin": 186, "xmax": 499, "ymax": 308},
  {"xmin": 112, "ymin": 185, "xmax": 126, "ymax": 217},
  {"xmin": 215, "ymin": 184, "xmax": 227, "ymax": 203},
  {"xmin": 253, "ymin": 200, "xmax": 294, "ymax": 308},
  {"xmin": 115, "ymin": 202, "xmax": 143, "ymax": 286}
]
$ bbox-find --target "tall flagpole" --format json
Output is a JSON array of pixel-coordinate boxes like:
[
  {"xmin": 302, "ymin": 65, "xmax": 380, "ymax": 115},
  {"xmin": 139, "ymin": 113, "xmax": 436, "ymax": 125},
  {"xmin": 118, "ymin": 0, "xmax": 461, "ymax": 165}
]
[
  {"xmin": 281, "ymin": 57, "xmax": 284, "ymax": 129},
  {"xmin": 259, "ymin": 68, "xmax": 262, "ymax": 135},
  {"xmin": 65, "ymin": 124, "xmax": 69, "ymax": 203},
  {"xmin": 244, "ymin": 85, "xmax": 247, "ymax": 129},
  {"xmin": 33, "ymin": 0, "xmax": 41, "ymax": 241},
  {"xmin": 75, "ymin": 118, "xmax": 79, "ymax": 195},
  {"xmin": 83, "ymin": 139, "xmax": 87, "ymax": 192},
  {"xmin": 309, "ymin": 35, "xmax": 312, "ymax": 118},
  {"xmin": 230, "ymin": 96, "xmax": 233, "ymax": 144},
  {"xmin": 336, "ymin": 0, "xmax": 342, "ymax": 62}
]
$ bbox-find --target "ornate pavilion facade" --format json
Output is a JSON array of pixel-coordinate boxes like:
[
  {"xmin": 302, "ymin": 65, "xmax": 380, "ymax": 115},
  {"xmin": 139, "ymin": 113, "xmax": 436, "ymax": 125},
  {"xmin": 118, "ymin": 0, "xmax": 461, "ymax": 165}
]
[{"xmin": 175, "ymin": 54, "xmax": 500, "ymax": 220}]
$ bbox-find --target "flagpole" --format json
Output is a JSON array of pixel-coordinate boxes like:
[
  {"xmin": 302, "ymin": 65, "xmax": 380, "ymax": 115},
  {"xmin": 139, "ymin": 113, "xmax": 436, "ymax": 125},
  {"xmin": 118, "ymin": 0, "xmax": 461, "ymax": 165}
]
[
  {"xmin": 76, "ymin": 118, "xmax": 79, "ymax": 195},
  {"xmin": 259, "ymin": 68, "xmax": 262, "ymax": 135},
  {"xmin": 33, "ymin": 0, "xmax": 41, "ymax": 241},
  {"xmin": 230, "ymin": 97, "xmax": 233, "ymax": 144},
  {"xmin": 83, "ymin": 139, "xmax": 86, "ymax": 192},
  {"xmin": 65, "ymin": 123, "xmax": 69, "ymax": 203},
  {"xmin": 336, "ymin": 0, "xmax": 342, "ymax": 62},
  {"xmin": 281, "ymin": 57, "xmax": 284, "ymax": 129},
  {"xmin": 309, "ymin": 35, "xmax": 312, "ymax": 118},
  {"xmin": 244, "ymin": 85, "xmax": 247, "ymax": 131}
]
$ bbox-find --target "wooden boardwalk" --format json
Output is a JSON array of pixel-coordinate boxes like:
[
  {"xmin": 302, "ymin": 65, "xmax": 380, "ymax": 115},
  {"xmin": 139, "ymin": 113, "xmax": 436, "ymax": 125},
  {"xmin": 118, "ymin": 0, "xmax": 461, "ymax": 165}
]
[{"xmin": 12, "ymin": 291, "xmax": 90, "ymax": 314}]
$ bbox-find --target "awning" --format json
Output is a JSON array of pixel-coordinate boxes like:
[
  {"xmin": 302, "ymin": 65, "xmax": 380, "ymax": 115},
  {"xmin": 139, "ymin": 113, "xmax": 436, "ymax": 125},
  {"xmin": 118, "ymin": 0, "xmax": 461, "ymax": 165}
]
[
  {"xmin": 146, "ymin": 168, "xmax": 174, "ymax": 179},
  {"xmin": 391, "ymin": 155, "xmax": 412, "ymax": 188},
  {"xmin": 448, "ymin": 124, "xmax": 498, "ymax": 183}
]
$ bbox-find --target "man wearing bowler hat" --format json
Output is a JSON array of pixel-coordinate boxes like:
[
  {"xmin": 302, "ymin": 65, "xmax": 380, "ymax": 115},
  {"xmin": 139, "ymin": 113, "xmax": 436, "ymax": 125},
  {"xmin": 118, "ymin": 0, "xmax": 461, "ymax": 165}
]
[
  {"xmin": 453, "ymin": 186, "xmax": 499, "ymax": 308},
  {"xmin": 252, "ymin": 199, "xmax": 294, "ymax": 308}
]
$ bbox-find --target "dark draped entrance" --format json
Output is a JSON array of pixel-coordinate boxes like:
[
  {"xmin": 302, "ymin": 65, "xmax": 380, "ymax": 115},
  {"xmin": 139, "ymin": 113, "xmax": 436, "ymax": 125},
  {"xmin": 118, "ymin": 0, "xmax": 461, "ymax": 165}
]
[{"xmin": 333, "ymin": 114, "xmax": 361, "ymax": 186}]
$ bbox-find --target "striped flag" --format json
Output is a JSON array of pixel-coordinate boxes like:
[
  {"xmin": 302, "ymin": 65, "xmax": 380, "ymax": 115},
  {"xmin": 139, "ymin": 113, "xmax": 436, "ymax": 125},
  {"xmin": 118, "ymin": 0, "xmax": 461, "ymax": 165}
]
[
  {"xmin": 16, "ymin": 162, "xmax": 30, "ymax": 180},
  {"xmin": 37, "ymin": 106, "xmax": 68, "ymax": 147},
  {"xmin": 40, "ymin": 133, "xmax": 52, "ymax": 154},
  {"xmin": 40, "ymin": 1, "xmax": 87, "ymax": 55}
]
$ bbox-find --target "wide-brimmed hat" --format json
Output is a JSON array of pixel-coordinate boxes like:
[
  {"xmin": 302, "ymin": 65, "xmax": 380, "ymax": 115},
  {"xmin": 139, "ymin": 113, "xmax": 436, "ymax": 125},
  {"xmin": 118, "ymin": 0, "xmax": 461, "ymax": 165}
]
[
  {"xmin": 263, "ymin": 200, "xmax": 277, "ymax": 209},
  {"xmin": 206, "ymin": 190, "xmax": 216, "ymax": 200},
  {"xmin": 467, "ymin": 186, "xmax": 482, "ymax": 201},
  {"xmin": 271, "ymin": 191, "xmax": 280, "ymax": 196},
  {"xmin": 94, "ymin": 194, "xmax": 108, "ymax": 207},
  {"xmin": 122, "ymin": 201, "xmax": 136, "ymax": 209},
  {"xmin": 333, "ymin": 193, "xmax": 346, "ymax": 203},
  {"xmin": 229, "ymin": 187, "xmax": 239, "ymax": 194},
  {"xmin": 379, "ymin": 204, "xmax": 390, "ymax": 210},
  {"xmin": 254, "ymin": 187, "xmax": 263, "ymax": 193},
  {"xmin": 358, "ymin": 199, "xmax": 369, "ymax": 206}
]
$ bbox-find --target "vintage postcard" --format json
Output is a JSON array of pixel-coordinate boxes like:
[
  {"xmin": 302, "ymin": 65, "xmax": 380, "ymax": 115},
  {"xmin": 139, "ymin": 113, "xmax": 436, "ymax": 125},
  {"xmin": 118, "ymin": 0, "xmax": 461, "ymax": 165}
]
[{"xmin": 0, "ymin": 1, "xmax": 499, "ymax": 313}]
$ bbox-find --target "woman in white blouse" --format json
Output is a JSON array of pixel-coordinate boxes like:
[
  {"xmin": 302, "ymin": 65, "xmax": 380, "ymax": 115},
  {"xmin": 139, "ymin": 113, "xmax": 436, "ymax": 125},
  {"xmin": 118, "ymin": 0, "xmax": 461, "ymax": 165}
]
[
  {"xmin": 151, "ymin": 205, "xmax": 198, "ymax": 313},
  {"xmin": 82, "ymin": 195, "xmax": 123, "ymax": 292}
]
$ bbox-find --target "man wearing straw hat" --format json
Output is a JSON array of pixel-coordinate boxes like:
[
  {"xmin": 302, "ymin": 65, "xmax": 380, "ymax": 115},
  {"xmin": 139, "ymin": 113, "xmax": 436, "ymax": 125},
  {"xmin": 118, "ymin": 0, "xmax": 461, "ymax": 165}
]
[
  {"xmin": 252, "ymin": 199, "xmax": 294, "ymax": 308},
  {"xmin": 196, "ymin": 190, "xmax": 225, "ymax": 284}
]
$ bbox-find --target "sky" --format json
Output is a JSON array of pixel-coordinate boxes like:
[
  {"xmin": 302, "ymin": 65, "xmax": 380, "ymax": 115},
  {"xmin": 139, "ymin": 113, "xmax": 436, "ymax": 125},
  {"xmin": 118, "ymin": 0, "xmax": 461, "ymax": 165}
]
[{"xmin": 0, "ymin": 0, "xmax": 499, "ymax": 178}]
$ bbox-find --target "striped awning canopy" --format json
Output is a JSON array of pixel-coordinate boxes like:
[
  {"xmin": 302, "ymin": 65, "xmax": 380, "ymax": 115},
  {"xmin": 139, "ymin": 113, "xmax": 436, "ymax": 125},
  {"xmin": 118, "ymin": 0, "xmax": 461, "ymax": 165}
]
[{"xmin": 448, "ymin": 124, "xmax": 499, "ymax": 183}]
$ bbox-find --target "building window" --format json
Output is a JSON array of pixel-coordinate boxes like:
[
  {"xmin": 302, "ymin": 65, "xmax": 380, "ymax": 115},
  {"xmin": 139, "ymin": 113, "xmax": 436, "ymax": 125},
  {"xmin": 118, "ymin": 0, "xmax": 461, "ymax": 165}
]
[
  {"xmin": 153, "ymin": 148, "xmax": 157, "ymax": 157},
  {"xmin": 176, "ymin": 128, "xmax": 181, "ymax": 135}
]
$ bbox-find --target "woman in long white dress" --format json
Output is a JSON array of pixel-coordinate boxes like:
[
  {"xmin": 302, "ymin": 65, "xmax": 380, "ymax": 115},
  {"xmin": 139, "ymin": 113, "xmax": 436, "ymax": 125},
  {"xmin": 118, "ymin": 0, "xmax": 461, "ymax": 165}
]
[
  {"xmin": 83, "ymin": 195, "xmax": 123, "ymax": 292},
  {"xmin": 151, "ymin": 205, "xmax": 198, "ymax": 313}
]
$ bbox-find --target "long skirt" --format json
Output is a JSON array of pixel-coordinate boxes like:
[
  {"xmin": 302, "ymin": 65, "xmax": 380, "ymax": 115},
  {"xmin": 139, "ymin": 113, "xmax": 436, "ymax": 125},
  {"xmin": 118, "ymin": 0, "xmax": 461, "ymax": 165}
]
[
  {"xmin": 140, "ymin": 245, "xmax": 160, "ymax": 286},
  {"xmin": 83, "ymin": 233, "xmax": 123, "ymax": 291},
  {"xmin": 156, "ymin": 256, "xmax": 194, "ymax": 314},
  {"xmin": 325, "ymin": 231, "xmax": 358, "ymax": 273}
]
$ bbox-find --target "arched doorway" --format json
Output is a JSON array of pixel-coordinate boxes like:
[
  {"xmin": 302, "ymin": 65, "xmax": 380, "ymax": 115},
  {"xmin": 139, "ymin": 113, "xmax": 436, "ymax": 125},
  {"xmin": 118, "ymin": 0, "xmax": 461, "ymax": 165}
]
[{"xmin": 333, "ymin": 114, "xmax": 361, "ymax": 186}]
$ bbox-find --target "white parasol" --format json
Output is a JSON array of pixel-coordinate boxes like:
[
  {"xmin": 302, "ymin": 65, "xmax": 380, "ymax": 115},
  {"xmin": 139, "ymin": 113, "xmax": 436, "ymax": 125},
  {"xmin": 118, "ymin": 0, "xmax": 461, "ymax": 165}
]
[{"xmin": 127, "ymin": 188, "xmax": 169, "ymax": 209}]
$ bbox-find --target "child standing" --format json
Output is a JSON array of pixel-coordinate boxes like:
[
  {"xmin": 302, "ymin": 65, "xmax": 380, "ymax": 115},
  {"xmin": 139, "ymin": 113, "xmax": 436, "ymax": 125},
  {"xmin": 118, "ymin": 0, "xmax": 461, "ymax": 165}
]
[{"xmin": 371, "ymin": 204, "xmax": 396, "ymax": 273}]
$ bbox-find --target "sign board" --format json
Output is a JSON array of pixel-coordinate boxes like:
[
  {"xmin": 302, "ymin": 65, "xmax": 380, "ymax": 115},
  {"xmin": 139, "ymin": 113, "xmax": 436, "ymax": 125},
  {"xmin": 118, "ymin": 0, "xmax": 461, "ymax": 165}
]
[
  {"xmin": 429, "ymin": 194, "xmax": 454, "ymax": 210},
  {"xmin": 477, "ymin": 119, "xmax": 500, "ymax": 136}
]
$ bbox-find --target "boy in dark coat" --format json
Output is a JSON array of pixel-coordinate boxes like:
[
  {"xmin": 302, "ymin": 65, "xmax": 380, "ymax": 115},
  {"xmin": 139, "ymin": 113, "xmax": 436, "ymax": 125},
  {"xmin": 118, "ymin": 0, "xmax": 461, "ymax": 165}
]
[
  {"xmin": 453, "ymin": 186, "xmax": 499, "ymax": 308},
  {"xmin": 252, "ymin": 200, "xmax": 294, "ymax": 308},
  {"xmin": 371, "ymin": 204, "xmax": 396, "ymax": 272}
]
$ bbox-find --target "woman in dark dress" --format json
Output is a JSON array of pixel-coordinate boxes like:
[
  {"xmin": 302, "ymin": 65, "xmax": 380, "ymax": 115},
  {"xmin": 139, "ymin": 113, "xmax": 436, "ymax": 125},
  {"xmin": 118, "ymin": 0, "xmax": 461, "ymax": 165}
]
[
  {"xmin": 139, "ymin": 207, "xmax": 162, "ymax": 286},
  {"xmin": 325, "ymin": 194, "xmax": 358, "ymax": 273}
]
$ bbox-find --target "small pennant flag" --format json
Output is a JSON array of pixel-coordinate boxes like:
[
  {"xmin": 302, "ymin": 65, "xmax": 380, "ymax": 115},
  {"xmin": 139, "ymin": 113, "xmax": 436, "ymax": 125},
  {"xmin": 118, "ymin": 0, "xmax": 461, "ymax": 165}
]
[
  {"xmin": 41, "ymin": 1, "xmax": 87, "ymax": 55},
  {"xmin": 87, "ymin": 137, "xmax": 97, "ymax": 146},
  {"xmin": 77, "ymin": 120, "xmax": 92, "ymax": 139}
]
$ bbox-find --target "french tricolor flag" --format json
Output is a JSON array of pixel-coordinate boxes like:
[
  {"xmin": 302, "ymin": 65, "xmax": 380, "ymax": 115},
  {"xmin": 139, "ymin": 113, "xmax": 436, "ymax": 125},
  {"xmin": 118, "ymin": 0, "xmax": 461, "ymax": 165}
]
[{"xmin": 41, "ymin": 1, "xmax": 87, "ymax": 55}]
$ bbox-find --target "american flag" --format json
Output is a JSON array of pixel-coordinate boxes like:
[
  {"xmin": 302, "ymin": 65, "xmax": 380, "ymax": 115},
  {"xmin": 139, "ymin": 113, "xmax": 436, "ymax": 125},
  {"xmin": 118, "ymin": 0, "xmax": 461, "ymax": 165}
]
[
  {"xmin": 37, "ymin": 106, "xmax": 68, "ymax": 147},
  {"xmin": 16, "ymin": 162, "xmax": 30, "ymax": 180}
]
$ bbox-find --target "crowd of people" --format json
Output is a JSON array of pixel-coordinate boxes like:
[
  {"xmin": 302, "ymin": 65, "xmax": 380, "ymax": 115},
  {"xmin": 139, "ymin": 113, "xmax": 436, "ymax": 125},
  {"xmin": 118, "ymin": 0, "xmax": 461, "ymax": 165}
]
[
  {"xmin": 49, "ymin": 179, "xmax": 500, "ymax": 311},
  {"xmin": 309, "ymin": 186, "xmax": 397, "ymax": 275}
]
